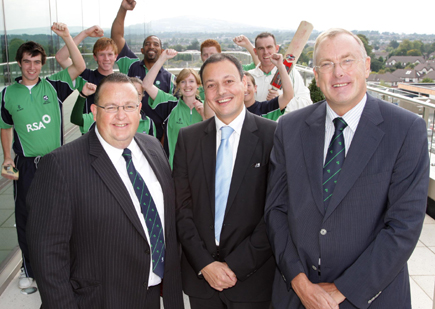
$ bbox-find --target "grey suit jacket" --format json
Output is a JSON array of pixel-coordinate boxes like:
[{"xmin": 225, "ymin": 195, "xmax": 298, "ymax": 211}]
[
  {"xmin": 265, "ymin": 94, "xmax": 429, "ymax": 308},
  {"xmin": 27, "ymin": 129, "xmax": 183, "ymax": 308}
]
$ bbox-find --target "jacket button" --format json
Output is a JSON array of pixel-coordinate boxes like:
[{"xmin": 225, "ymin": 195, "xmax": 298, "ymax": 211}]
[
  {"xmin": 320, "ymin": 229, "xmax": 327, "ymax": 235},
  {"xmin": 209, "ymin": 225, "xmax": 213, "ymax": 230},
  {"xmin": 145, "ymin": 249, "xmax": 150, "ymax": 254}
]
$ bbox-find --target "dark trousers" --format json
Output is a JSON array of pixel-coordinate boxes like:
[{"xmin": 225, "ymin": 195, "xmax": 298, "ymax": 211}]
[
  {"xmin": 14, "ymin": 154, "xmax": 39, "ymax": 279},
  {"xmin": 189, "ymin": 292, "xmax": 271, "ymax": 309}
]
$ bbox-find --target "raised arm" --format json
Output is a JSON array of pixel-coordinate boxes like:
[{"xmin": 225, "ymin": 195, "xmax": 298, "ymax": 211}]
[
  {"xmin": 233, "ymin": 35, "xmax": 259, "ymax": 66},
  {"xmin": 270, "ymin": 53, "xmax": 295, "ymax": 111},
  {"xmin": 55, "ymin": 26, "xmax": 103, "ymax": 69},
  {"xmin": 51, "ymin": 23, "xmax": 86, "ymax": 81},
  {"xmin": 70, "ymin": 82, "xmax": 97, "ymax": 126},
  {"xmin": 142, "ymin": 49, "xmax": 177, "ymax": 100},
  {"xmin": 111, "ymin": 0, "xmax": 136, "ymax": 53}
]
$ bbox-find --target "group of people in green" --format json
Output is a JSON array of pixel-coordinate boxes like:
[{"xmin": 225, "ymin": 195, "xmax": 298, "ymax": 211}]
[
  {"xmin": 0, "ymin": 0, "xmax": 312, "ymax": 289},
  {"xmin": 54, "ymin": 0, "xmax": 313, "ymax": 170}
]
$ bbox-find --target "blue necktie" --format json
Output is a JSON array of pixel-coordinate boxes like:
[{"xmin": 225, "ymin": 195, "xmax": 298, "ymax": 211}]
[
  {"xmin": 122, "ymin": 148, "xmax": 165, "ymax": 278},
  {"xmin": 323, "ymin": 118, "xmax": 348, "ymax": 209},
  {"xmin": 215, "ymin": 126, "xmax": 234, "ymax": 242}
]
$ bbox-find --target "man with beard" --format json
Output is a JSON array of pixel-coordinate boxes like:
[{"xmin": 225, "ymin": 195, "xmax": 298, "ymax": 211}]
[{"xmin": 111, "ymin": 0, "xmax": 175, "ymax": 141}]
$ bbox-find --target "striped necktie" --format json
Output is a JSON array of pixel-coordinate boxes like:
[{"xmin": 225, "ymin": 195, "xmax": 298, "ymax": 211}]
[
  {"xmin": 122, "ymin": 148, "xmax": 165, "ymax": 278},
  {"xmin": 323, "ymin": 117, "xmax": 348, "ymax": 209}
]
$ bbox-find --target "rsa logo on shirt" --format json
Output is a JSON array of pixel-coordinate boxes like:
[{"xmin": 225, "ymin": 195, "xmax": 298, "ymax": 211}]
[{"xmin": 26, "ymin": 114, "xmax": 51, "ymax": 132}]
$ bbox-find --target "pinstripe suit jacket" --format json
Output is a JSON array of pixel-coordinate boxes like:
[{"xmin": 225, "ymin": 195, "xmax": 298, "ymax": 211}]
[
  {"xmin": 27, "ymin": 129, "xmax": 183, "ymax": 309},
  {"xmin": 264, "ymin": 94, "xmax": 429, "ymax": 308}
]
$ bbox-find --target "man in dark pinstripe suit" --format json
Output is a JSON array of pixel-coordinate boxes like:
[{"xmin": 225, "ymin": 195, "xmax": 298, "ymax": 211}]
[{"xmin": 27, "ymin": 73, "xmax": 183, "ymax": 308}]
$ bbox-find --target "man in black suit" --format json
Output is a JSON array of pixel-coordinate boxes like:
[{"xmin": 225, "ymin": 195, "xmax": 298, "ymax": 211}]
[
  {"xmin": 173, "ymin": 54, "xmax": 277, "ymax": 308},
  {"xmin": 27, "ymin": 73, "xmax": 183, "ymax": 308}
]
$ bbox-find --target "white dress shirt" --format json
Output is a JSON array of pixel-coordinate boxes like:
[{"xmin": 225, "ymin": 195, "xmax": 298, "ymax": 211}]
[
  {"xmin": 323, "ymin": 94, "xmax": 367, "ymax": 163},
  {"xmin": 247, "ymin": 65, "xmax": 312, "ymax": 113},
  {"xmin": 95, "ymin": 127, "xmax": 165, "ymax": 287},
  {"xmin": 214, "ymin": 106, "xmax": 246, "ymax": 171}
]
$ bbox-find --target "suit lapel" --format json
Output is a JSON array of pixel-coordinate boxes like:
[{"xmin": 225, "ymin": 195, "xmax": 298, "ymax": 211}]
[
  {"xmin": 324, "ymin": 95, "xmax": 385, "ymax": 220},
  {"xmin": 201, "ymin": 119, "xmax": 218, "ymax": 216},
  {"xmin": 302, "ymin": 102, "xmax": 327, "ymax": 215},
  {"xmin": 135, "ymin": 135, "xmax": 168, "ymax": 199},
  {"xmin": 225, "ymin": 111, "xmax": 259, "ymax": 215},
  {"xmin": 89, "ymin": 130, "xmax": 147, "ymax": 241}
]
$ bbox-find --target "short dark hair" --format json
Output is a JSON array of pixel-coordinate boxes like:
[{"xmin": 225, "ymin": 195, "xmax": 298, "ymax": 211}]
[
  {"xmin": 143, "ymin": 35, "xmax": 162, "ymax": 49},
  {"xmin": 94, "ymin": 73, "xmax": 134, "ymax": 105},
  {"xmin": 199, "ymin": 53, "xmax": 244, "ymax": 84},
  {"xmin": 254, "ymin": 32, "xmax": 276, "ymax": 47},
  {"xmin": 15, "ymin": 41, "xmax": 47, "ymax": 65}
]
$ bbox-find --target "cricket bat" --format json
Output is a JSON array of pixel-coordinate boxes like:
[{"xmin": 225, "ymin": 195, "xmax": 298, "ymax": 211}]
[{"xmin": 270, "ymin": 21, "xmax": 314, "ymax": 90}]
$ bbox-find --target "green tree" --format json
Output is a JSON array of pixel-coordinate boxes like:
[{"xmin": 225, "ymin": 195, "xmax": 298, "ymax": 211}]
[
  {"xmin": 8, "ymin": 38, "xmax": 25, "ymax": 61},
  {"xmin": 186, "ymin": 39, "xmax": 199, "ymax": 50},
  {"xmin": 389, "ymin": 40, "xmax": 399, "ymax": 49},
  {"xmin": 308, "ymin": 78, "xmax": 324, "ymax": 103},
  {"xmin": 298, "ymin": 52, "xmax": 309, "ymax": 65},
  {"xmin": 407, "ymin": 49, "xmax": 422, "ymax": 56},
  {"xmin": 357, "ymin": 34, "xmax": 373, "ymax": 57},
  {"xmin": 422, "ymin": 78, "xmax": 434, "ymax": 83},
  {"xmin": 170, "ymin": 44, "xmax": 185, "ymax": 52},
  {"xmin": 371, "ymin": 58, "xmax": 383, "ymax": 72}
]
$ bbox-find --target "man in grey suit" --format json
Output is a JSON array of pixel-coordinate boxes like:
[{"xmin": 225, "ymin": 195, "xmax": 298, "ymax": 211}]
[
  {"xmin": 174, "ymin": 54, "xmax": 277, "ymax": 308},
  {"xmin": 265, "ymin": 28, "xmax": 429, "ymax": 308},
  {"xmin": 27, "ymin": 73, "xmax": 183, "ymax": 308}
]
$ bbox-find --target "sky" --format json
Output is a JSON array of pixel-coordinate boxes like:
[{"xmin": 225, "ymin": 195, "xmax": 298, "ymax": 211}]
[{"xmin": 3, "ymin": 0, "xmax": 434, "ymax": 35}]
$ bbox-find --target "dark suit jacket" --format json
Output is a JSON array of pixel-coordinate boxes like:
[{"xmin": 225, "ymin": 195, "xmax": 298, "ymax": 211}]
[
  {"xmin": 265, "ymin": 94, "xmax": 429, "ymax": 308},
  {"xmin": 173, "ymin": 111, "xmax": 277, "ymax": 302},
  {"xmin": 27, "ymin": 130, "xmax": 183, "ymax": 309}
]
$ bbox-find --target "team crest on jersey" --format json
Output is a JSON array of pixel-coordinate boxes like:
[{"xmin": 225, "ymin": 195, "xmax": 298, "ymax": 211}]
[
  {"xmin": 176, "ymin": 117, "xmax": 183, "ymax": 125},
  {"xmin": 156, "ymin": 80, "xmax": 161, "ymax": 88},
  {"xmin": 43, "ymin": 95, "xmax": 51, "ymax": 104},
  {"xmin": 16, "ymin": 105, "xmax": 24, "ymax": 112}
]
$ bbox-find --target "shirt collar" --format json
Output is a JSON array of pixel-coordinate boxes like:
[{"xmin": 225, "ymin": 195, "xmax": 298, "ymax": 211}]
[
  {"xmin": 95, "ymin": 127, "xmax": 139, "ymax": 163},
  {"xmin": 325, "ymin": 93, "xmax": 367, "ymax": 133},
  {"xmin": 250, "ymin": 64, "xmax": 277, "ymax": 77},
  {"xmin": 214, "ymin": 106, "xmax": 246, "ymax": 136}
]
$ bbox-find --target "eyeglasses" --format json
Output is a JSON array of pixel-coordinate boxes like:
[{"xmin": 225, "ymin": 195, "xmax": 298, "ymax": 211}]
[
  {"xmin": 95, "ymin": 104, "xmax": 139, "ymax": 113},
  {"xmin": 315, "ymin": 58, "xmax": 361, "ymax": 74}
]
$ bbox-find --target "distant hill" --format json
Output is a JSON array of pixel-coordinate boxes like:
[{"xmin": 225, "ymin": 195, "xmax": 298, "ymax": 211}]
[
  {"xmin": 2, "ymin": 16, "xmax": 278, "ymax": 36},
  {"xmin": 2, "ymin": 17, "xmax": 433, "ymax": 42},
  {"xmin": 143, "ymin": 16, "xmax": 277, "ymax": 33}
]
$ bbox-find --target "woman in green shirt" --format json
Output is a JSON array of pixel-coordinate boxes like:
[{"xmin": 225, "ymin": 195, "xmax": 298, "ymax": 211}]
[{"xmin": 143, "ymin": 49, "xmax": 205, "ymax": 168}]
